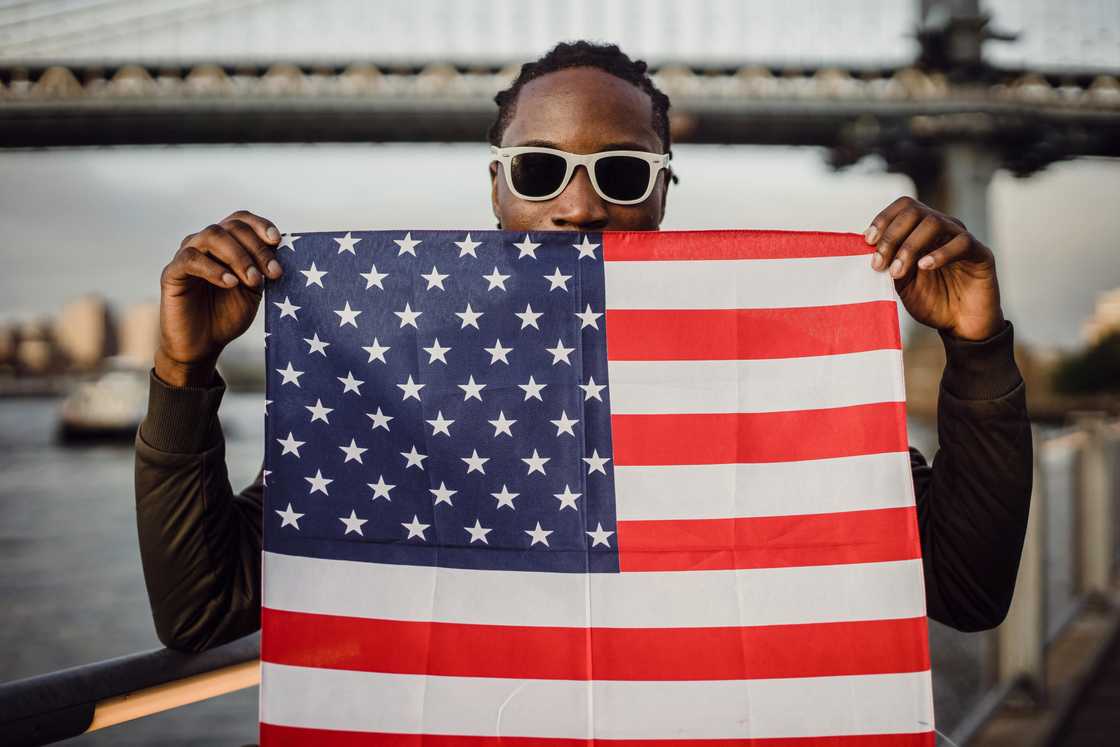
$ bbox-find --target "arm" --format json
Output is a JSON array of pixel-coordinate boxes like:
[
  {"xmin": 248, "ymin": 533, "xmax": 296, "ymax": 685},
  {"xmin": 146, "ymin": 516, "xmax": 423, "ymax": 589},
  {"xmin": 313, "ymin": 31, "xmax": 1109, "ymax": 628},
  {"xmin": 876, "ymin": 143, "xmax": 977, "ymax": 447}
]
[
  {"xmin": 134, "ymin": 366, "xmax": 264, "ymax": 652},
  {"xmin": 912, "ymin": 320, "xmax": 1033, "ymax": 632}
]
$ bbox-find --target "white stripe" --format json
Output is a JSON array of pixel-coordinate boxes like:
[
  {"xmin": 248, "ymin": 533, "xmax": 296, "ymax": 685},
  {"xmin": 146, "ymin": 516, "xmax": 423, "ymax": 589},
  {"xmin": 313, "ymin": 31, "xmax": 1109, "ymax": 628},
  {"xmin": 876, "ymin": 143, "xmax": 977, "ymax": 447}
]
[
  {"xmin": 263, "ymin": 552, "xmax": 927, "ymax": 628},
  {"xmin": 614, "ymin": 451, "xmax": 916, "ymax": 521},
  {"xmin": 261, "ymin": 663, "xmax": 935, "ymax": 740},
  {"xmin": 608, "ymin": 349, "xmax": 904, "ymax": 415},
  {"xmin": 604, "ymin": 255, "xmax": 893, "ymax": 310}
]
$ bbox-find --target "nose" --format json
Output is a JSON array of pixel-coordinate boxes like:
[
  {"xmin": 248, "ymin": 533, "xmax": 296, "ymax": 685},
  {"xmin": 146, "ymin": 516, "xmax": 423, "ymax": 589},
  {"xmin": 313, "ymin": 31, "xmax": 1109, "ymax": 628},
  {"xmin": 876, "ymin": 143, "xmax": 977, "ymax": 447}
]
[{"xmin": 550, "ymin": 165, "xmax": 610, "ymax": 231}]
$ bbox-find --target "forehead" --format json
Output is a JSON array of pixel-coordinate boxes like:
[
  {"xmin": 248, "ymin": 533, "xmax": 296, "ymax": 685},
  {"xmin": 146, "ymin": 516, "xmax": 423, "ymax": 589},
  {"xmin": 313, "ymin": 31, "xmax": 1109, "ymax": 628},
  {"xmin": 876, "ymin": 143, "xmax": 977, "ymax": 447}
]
[{"xmin": 500, "ymin": 66, "xmax": 661, "ymax": 153}]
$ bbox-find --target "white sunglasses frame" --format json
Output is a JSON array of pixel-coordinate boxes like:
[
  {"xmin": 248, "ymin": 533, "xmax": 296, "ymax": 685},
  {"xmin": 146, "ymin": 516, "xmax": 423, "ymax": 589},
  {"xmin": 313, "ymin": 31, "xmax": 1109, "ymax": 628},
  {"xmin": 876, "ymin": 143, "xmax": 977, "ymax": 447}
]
[{"xmin": 489, "ymin": 144, "xmax": 671, "ymax": 206}]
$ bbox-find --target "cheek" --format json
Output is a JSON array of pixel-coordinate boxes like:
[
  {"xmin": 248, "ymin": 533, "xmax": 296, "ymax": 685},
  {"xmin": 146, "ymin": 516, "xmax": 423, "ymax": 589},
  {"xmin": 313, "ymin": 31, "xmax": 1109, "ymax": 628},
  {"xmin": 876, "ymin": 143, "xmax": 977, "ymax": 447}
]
[{"xmin": 606, "ymin": 202, "xmax": 662, "ymax": 230}]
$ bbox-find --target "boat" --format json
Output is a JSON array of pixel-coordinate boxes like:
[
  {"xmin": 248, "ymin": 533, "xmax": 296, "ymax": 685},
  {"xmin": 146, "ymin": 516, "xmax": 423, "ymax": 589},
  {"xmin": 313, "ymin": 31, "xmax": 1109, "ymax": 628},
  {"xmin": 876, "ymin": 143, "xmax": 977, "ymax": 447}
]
[{"xmin": 56, "ymin": 358, "xmax": 149, "ymax": 444}]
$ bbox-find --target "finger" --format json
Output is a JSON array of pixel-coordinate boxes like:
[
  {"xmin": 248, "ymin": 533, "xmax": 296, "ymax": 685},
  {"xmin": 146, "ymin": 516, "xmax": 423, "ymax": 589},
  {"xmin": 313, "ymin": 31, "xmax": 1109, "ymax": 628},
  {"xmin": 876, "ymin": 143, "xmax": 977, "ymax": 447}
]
[
  {"xmin": 223, "ymin": 209, "xmax": 281, "ymax": 247},
  {"xmin": 890, "ymin": 214, "xmax": 949, "ymax": 279},
  {"xmin": 864, "ymin": 196, "xmax": 916, "ymax": 246},
  {"xmin": 163, "ymin": 246, "xmax": 239, "ymax": 289},
  {"xmin": 194, "ymin": 224, "xmax": 263, "ymax": 287},
  {"xmin": 223, "ymin": 218, "xmax": 282, "ymax": 280},
  {"xmin": 873, "ymin": 204, "xmax": 924, "ymax": 272},
  {"xmin": 916, "ymin": 231, "xmax": 980, "ymax": 271}
]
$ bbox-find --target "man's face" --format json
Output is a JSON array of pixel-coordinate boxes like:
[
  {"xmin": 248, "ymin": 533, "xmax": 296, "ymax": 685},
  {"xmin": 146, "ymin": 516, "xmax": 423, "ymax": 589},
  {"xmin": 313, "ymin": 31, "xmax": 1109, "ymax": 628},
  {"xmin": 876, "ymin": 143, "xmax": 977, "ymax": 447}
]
[{"xmin": 491, "ymin": 66, "xmax": 668, "ymax": 232}]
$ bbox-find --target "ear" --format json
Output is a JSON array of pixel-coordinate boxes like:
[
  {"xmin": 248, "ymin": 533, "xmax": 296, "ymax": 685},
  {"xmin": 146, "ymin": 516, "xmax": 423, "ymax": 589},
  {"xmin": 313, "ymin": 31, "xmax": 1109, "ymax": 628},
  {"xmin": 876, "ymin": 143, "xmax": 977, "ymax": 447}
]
[
  {"xmin": 657, "ymin": 172, "xmax": 670, "ymax": 224},
  {"xmin": 489, "ymin": 162, "xmax": 502, "ymax": 228}
]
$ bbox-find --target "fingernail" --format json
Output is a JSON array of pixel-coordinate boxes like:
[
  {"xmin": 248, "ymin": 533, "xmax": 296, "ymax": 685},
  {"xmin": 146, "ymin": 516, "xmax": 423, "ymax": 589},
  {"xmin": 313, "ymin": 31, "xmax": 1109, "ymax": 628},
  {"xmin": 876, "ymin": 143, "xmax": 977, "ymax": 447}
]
[
  {"xmin": 871, "ymin": 252, "xmax": 884, "ymax": 270},
  {"xmin": 266, "ymin": 227, "xmax": 281, "ymax": 242},
  {"xmin": 918, "ymin": 256, "xmax": 934, "ymax": 270},
  {"xmin": 889, "ymin": 258, "xmax": 902, "ymax": 277},
  {"xmin": 222, "ymin": 272, "xmax": 238, "ymax": 286},
  {"xmin": 247, "ymin": 266, "xmax": 262, "ymax": 285},
  {"xmin": 864, "ymin": 226, "xmax": 879, "ymax": 244},
  {"xmin": 267, "ymin": 259, "xmax": 283, "ymax": 277}
]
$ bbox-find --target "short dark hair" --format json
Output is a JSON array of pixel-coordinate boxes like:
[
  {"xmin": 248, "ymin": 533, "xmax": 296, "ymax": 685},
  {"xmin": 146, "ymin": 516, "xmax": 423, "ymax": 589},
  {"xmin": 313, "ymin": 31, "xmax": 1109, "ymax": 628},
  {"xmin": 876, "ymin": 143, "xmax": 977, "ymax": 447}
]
[{"xmin": 488, "ymin": 40, "xmax": 673, "ymax": 157}]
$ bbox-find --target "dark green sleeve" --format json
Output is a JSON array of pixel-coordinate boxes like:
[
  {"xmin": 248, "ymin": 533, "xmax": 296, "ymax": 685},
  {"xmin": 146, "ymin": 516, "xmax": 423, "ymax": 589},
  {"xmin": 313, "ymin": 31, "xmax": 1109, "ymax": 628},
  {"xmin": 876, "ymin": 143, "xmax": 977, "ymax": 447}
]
[
  {"xmin": 910, "ymin": 320, "xmax": 1034, "ymax": 632},
  {"xmin": 133, "ymin": 367, "xmax": 263, "ymax": 652}
]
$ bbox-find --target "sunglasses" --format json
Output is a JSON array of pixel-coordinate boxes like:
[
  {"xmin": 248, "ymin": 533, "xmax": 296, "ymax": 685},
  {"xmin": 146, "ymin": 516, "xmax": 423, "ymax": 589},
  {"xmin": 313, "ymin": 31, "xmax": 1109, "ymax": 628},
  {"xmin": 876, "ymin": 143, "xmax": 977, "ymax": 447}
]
[{"xmin": 490, "ymin": 145, "xmax": 671, "ymax": 206}]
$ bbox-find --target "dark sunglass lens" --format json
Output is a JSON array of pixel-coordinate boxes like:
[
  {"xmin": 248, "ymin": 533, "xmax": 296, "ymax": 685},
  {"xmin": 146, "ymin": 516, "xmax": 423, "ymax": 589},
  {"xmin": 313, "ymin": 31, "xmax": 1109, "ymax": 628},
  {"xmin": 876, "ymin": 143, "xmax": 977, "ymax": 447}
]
[
  {"xmin": 510, "ymin": 152, "xmax": 567, "ymax": 197},
  {"xmin": 595, "ymin": 156, "xmax": 652, "ymax": 201}
]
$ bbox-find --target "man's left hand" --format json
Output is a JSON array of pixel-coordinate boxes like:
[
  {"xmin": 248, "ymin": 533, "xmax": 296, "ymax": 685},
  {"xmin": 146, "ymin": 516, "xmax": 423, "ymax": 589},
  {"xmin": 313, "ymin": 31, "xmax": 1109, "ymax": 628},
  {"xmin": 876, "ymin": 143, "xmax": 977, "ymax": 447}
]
[{"xmin": 865, "ymin": 196, "xmax": 1005, "ymax": 341}]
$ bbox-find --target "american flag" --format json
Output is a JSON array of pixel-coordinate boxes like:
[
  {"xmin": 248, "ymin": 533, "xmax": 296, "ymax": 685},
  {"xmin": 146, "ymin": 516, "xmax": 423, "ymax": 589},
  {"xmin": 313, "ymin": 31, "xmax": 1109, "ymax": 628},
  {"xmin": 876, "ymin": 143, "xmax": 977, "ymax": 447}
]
[{"xmin": 260, "ymin": 229, "xmax": 935, "ymax": 745}]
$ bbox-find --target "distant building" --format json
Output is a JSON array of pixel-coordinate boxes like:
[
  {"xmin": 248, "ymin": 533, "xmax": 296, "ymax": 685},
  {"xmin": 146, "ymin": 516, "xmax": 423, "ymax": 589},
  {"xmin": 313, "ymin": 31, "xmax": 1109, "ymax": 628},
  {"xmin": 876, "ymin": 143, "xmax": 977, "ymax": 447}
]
[{"xmin": 1082, "ymin": 288, "xmax": 1120, "ymax": 345}]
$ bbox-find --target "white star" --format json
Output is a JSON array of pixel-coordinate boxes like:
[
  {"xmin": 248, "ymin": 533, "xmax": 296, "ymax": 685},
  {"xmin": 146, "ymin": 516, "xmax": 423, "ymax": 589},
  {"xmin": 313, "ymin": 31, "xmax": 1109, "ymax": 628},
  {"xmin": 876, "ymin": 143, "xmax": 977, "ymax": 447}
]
[
  {"xmin": 278, "ymin": 233, "xmax": 301, "ymax": 251},
  {"xmin": 334, "ymin": 301, "xmax": 361, "ymax": 328},
  {"xmin": 575, "ymin": 304, "xmax": 603, "ymax": 330},
  {"xmin": 397, "ymin": 375, "xmax": 425, "ymax": 401},
  {"xmin": 300, "ymin": 261, "xmax": 327, "ymax": 287},
  {"xmin": 574, "ymin": 235, "xmax": 599, "ymax": 259},
  {"xmin": 583, "ymin": 449, "xmax": 611, "ymax": 475},
  {"xmin": 263, "ymin": 398, "xmax": 272, "ymax": 415},
  {"xmin": 339, "ymin": 509, "xmax": 367, "ymax": 535},
  {"xmin": 550, "ymin": 410, "xmax": 579, "ymax": 436},
  {"xmin": 491, "ymin": 484, "xmax": 519, "ymax": 510},
  {"xmin": 277, "ymin": 431, "xmax": 305, "ymax": 457},
  {"xmin": 430, "ymin": 481, "xmax": 457, "ymax": 507},
  {"xmin": 339, "ymin": 438, "xmax": 368, "ymax": 463},
  {"xmin": 426, "ymin": 410, "xmax": 454, "ymax": 437},
  {"xmin": 522, "ymin": 449, "xmax": 550, "ymax": 476},
  {"xmin": 462, "ymin": 449, "xmax": 490, "ymax": 474},
  {"xmin": 366, "ymin": 407, "xmax": 393, "ymax": 431},
  {"xmin": 483, "ymin": 266, "xmax": 510, "ymax": 291},
  {"xmin": 305, "ymin": 398, "xmax": 333, "ymax": 423},
  {"xmin": 421, "ymin": 265, "xmax": 448, "ymax": 291},
  {"xmin": 334, "ymin": 231, "xmax": 360, "ymax": 254},
  {"xmin": 276, "ymin": 503, "xmax": 304, "ymax": 529},
  {"xmin": 305, "ymin": 469, "xmax": 333, "ymax": 495},
  {"xmin": 455, "ymin": 233, "xmax": 481, "ymax": 258},
  {"xmin": 544, "ymin": 267, "xmax": 571, "ymax": 291},
  {"xmin": 580, "ymin": 376, "xmax": 606, "ymax": 401},
  {"xmin": 262, "ymin": 469, "xmax": 271, "ymax": 486},
  {"xmin": 519, "ymin": 375, "xmax": 547, "ymax": 401},
  {"xmin": 546, "ymin": 339, "xmax": 575, "ymax": 365},
  {"xmin": 368, "ymin": 475, "xmax": 395, "ymax": 501},
  {"xmin": 263, "ymin": 332, "xmax": 269, "ymax": 349},
  {"xmin": 514, "ymin": 234, "xmax": 540, "ymax": 259},
  {"xmin": 276, "ymin": 361, "xmax": 304, "ymax": 387},
  {"xmin": 338, "ymin": 370, "xmax": 364, "ymax": 395},
  {"xmin": 555, "ymin": 484, "xmax": 582, "ymax": 511},
  {"xmin": 303, "ymin": 332, "xmax": 330, "ymax": 356},
  {"xmin": 401, "ymin": 445, "xmax": 428, "ymax": 470},
  {"xmin": 586, "ymin": 522, "xmax": 615, "ymax": 548},
  {"xmin": 458, "ymin": 375, "xmax": 486, "ymax": 402},
  {"xmin": 422, "ymin": 338, "xmax": 450, "ymax": 365},
  {"xmin": 488, "ymin": 410, "xmax": 516, "ymax": 437},
  {"xmin": 362, "ymin": 337, "xmax": 390, "ymax": 364},
  {"xmin": 515, "ymin": 303, "xmax": 543, "ymax": 330},
  {"xmin": 455, "ymin": 302, "xmax": 483, "ymax": 329},
  {"xmin": 394, "ymin": 302, "xmax": 422, "ymax": 329},
  {"xmin": 274, "ymin": 296, "xmax": 300, "ymax": 320},
  {"xmin": 525, "ymin": 521, "xmax": 553, "ymax": 547},
  {"xmin": 394, "ymin": 232, "xmax": 421, "ymax": 257},
  {"xmin": 402, "ymin": 514, "xmax": 430, "ymax": 540},
  {"xmin": 360, "ymin": 263, "xmax": 388, "ymax": 290},
  {"xmin": 484, "ymin": 339, "xmax": 513, "ymax": 365},
  {"xmin": 465, "ymin": 519, "xmax": 493, "ymax": 544}
]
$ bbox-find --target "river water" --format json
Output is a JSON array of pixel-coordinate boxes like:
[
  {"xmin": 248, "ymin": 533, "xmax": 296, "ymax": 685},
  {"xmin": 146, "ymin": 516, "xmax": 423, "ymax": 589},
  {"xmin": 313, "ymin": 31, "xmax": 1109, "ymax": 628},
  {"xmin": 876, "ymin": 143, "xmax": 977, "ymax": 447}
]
[{"xmin": 0, "ymin": 391, "xmax": 1030, "ymax": 745}]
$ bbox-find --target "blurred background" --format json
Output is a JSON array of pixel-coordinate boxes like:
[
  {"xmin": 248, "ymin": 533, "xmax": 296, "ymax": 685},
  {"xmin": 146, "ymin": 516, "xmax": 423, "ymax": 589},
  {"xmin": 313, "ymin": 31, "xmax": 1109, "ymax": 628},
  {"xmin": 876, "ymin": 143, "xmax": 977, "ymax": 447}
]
[{"xmin": 1, "ymin": 1, "xmax": 1118, "ymax": 745}]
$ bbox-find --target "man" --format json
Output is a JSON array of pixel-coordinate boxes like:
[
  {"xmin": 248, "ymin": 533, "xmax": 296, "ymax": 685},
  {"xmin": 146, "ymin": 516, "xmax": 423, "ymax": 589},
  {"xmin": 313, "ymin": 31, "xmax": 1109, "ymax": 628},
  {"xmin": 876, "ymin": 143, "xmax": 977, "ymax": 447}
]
[{"xmin": 135, "ymin": 41, "xmax": 1031, "ymax": 653}]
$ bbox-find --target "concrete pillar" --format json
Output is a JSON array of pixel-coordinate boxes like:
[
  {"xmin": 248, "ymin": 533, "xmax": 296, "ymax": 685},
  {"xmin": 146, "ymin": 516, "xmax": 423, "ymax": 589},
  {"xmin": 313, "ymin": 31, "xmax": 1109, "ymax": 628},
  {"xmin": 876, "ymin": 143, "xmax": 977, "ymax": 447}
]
[
  {"xmin": 1075, "ymin": 413, "xmax": 1116, "ymax": 603},
  {"xmin": 912, "ymin": 142, "xmax": 998, "ymax": 246}
]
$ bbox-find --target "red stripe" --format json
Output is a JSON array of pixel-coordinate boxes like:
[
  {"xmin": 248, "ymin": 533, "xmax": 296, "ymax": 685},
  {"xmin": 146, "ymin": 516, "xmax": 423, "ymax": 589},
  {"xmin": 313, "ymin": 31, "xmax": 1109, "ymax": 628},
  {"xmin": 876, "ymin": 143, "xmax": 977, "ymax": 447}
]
[
  {"xmin": 605, "ymin": 303, "xmax": 901, "ymax": 361},
  {"xmin": 602, "ymin": 230, "xmax": 870, "ymax": 261},
  {"xmin": 611, "ymin": 403, "xmax": 907, "ymax": 466},
  {"xmin": 261, "ymin": 608, "xmax": 929, "ymax": 681},
  {"xmin": 616, "ymin": 507, "xmax": 921, "ymax": 572},
  {"xmin": 261, "ymin": 724, "xmax": 936, "ymax": 747}
]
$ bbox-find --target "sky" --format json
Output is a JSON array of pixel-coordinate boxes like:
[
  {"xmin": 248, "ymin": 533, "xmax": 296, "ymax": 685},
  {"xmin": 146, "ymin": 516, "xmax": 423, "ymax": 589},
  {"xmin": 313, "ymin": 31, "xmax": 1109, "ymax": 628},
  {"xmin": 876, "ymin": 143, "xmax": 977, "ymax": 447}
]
[{"xmin": 1, "ymin": 142, "xmax": 1117, "ymax": 358}]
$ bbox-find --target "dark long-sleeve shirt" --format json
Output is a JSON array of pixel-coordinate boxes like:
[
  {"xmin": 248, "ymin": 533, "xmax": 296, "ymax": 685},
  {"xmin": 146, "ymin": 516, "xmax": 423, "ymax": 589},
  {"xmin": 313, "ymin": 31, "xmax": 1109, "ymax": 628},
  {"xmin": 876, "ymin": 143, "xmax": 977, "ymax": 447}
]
[{"xmin": 134, "ymin": 320, "xmax": 1032, "ymax": 652}]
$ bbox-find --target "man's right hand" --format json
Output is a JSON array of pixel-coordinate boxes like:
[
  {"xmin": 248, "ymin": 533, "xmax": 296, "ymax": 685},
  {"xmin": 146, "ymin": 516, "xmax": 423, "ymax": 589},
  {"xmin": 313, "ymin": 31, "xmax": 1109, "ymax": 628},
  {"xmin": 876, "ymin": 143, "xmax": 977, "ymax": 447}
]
[{"xmin": 154, "ymin": 210, "xmax": 283, "ymax": 388}]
